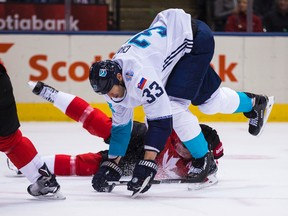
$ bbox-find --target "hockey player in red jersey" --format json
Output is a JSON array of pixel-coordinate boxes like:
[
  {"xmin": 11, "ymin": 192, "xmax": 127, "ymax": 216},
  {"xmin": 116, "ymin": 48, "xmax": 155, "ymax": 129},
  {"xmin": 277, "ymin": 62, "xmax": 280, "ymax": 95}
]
[
  {"xmin": 0, "ymin": 63, "xmax": 63, "ymax": 199},
  {"xmin": 25, "ymin": 81, "xmax": 223, "ymax": 185}
]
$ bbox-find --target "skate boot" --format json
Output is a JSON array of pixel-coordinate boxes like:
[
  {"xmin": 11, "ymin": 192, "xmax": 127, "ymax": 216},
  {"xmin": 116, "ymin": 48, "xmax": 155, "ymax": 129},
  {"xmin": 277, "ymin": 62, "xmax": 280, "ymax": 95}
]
[
  {"xmin": 243, "ymin": 93, "xmax": 274, "ymax": 136},
  {"xmin": 188, "ymin": 154, "xmax": 218, "ymax": 190},
  {"xmin": 27, "ymin": 163, "xmax": 64, "ymax": 199},
  {"xmin": 28, "ymin": 81, "xmax": 58, "ymax": 103},
  {"xmin": 187, "ymin": 152, "xmax": 213, "ymax": 183}
]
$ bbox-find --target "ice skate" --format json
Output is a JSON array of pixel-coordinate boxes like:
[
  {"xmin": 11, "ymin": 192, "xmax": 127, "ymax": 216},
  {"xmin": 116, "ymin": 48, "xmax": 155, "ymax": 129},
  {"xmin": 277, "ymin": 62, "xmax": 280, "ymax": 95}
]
[
  {"xmin": 6, "ymin": 158, "xmax": 23, "ymax": 176},
  {"xmin": 187, "ymin": 152, "xmax": 213, "ymax": 183},
  {"xmin": 188, "ymin": 154, "xmax": 218, "ymax": 190},
  {"xmin": 27, "ymin": 163, "xmax": 65, "ymax": 200},
  {"xmin": 244, "ymin": 94, "xmax": 274, "ymax": 136},
  {"xmin": 28, "ymin": 81, "xmax": 58, "ymax": 103}
]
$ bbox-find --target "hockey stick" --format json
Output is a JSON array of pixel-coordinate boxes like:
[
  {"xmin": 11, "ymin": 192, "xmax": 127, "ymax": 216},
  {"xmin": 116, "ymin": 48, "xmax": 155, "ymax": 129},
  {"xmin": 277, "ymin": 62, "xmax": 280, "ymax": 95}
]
[
  {"xmin": 108, "ymin": 178, "xmax": 203, "ymax": 186},
  {"xmin": 108, "ymin": 174, "xmax": 218, "ymax": 191}
]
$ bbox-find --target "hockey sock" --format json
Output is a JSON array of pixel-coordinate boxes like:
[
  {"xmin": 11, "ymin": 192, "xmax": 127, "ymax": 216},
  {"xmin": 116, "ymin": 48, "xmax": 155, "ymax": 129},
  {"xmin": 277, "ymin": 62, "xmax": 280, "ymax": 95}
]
[
  {"xmin": 64, "ymin": 96, "xmax": 92, "ymax": 122},
  {"xmin": 1, "ymin": 130, "xmax": 43, "ymax": 183},
  {"xmin": 54, "ymin": 153, "xmax": 103, "ymax": 176},
  {"xmin": 234, "ymin": 92, "xmax": 253, "ymax": 113},
  {"xmin": 53, "ymin": 92, "xmax": 111, "ymax": 139},
  {"xmin": 53, "ymin": 91, "xmax": 76, "ymax": 114},
  {"xmin": 183, "ymin": 131, "xmax": 208, "ymax": 159},
  {"xmin": 1, "ymin": 130, "xmax": 38, "ymax": 169},
  {"xmin": 54, "ymin": 154, "xmax": 73, "ymax": 176}
]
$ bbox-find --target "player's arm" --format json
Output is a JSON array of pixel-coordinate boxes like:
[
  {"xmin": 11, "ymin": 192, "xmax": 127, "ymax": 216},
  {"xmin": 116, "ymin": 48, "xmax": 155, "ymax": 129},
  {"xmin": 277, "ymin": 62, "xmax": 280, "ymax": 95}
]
[
  {"xmin": 127, "ymin": 75, "xmax": 173, "ymax": 194},
  {"xmin": 108, "ymin": 102, "xmax": 133, "ymax": 160},
  {"xmin": 141, "ymin": 77, "xmax": 173, "ymax": 159}
]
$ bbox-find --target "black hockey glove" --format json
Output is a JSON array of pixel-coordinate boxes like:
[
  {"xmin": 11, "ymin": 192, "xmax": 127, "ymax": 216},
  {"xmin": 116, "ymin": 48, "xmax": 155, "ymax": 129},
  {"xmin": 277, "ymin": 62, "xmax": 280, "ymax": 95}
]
[
  {"xmin": 127, "ymin": 160, "xmax": 158, "ymax": 194},
  {"xmin": 200, "ymin": 124, "xmax": 223, "ymax": 159},
  {"xmin": 92, "ymin": 160, "xmax": 122, "ymax": 192}
]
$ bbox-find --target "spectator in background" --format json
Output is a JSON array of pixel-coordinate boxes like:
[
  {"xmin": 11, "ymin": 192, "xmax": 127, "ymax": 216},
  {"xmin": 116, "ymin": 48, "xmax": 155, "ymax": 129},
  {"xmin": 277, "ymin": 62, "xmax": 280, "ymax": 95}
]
[
  {"xmin": 225, "ymin": 0, "xmax": 263, "ymax": 32},
  {"xmin": 213, "ymin": 0, "xmax": 237, "ymax": 31},
  {"xmin": 253, "ymin": 0, "xmax": 275, "ymax": 20},
  {"xmin": 73, "ymin": 0, "xmax": 105, "ymax": 4},
  {"xmin": 7, "ymin": 0, "xmax": 64, "ymax": 3},
  {"xmin": 195, "ymin": 0, "xmax": 214, "ymax": 28},
  {"xmin": 108, "ymin": 11, "xmax": 117, "ymax": 30},
  {"xmin": 196, "ymin": 0, "xmax": 238, "ymax": 31},
  {"xmin": 263, "ymin": 0, "xmax": 288, "ymax": 32}
]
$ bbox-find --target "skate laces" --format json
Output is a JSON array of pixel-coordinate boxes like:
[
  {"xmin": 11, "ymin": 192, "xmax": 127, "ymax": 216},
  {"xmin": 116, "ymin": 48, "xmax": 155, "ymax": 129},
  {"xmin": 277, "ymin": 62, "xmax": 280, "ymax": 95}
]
[
  {"xmin": 188, "ymin": 166, "xmax": 203, "ymax": 174},
  {"xmin": 189, "ymin": 157, "xmax": 206, "ymax": 174}
]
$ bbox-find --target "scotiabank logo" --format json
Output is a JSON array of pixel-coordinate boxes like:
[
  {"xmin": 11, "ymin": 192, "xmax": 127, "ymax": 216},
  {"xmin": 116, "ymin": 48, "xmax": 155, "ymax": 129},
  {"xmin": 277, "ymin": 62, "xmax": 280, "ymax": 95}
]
[
  {"xmin": 0, "ymin": 14, "xmax": 79, "ymax": 31},
  {"xmin": 28, "ymin": 53, "xmax": 238, "ymax": 82},
  {"xmin": 0, "ymin": 43, "xmax": 14, "ymax": 53},
  {"xmin": 0, "ymin": 43, "xmax": 14, "ymax": 64},
  {"xmin": 29, "ymin": 53, "xmax": 115, "ymax": 82},
  {"xmin": 0, "ymin": 41, "xmax": 238, "ymax": 82},
  {"xmin": 212, "ymin": 55, "xmax": 238, "ymax": 82}
]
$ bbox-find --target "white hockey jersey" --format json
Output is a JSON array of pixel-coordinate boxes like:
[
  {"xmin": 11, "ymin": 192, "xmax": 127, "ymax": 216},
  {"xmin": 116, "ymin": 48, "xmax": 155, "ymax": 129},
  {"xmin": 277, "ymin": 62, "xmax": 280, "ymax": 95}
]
[{"xmin": 105, "ymin": 9, "xmax": 194, "ymax": 157}]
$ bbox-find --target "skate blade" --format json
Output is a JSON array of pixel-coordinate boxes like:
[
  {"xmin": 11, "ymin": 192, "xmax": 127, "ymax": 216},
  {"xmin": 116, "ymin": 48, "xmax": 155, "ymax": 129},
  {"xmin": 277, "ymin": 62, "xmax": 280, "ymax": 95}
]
[
  {"xmin": 34, "ymin": 190, "xmax": 66, "ymax": 200},
  {"xmin": 188, "ymin": 173, "xmax": 218, "ymax": 191},
  {"xmin": 131, "ymin": 176, "xmax": 151, "ymax": 198},
  {"xmin": 27, "ymin": 81, "xmax": 37, "ymax": 89},
  {"xmin": 257, "ymin": 96, "xmax": 275, "ymax": 137},
  {"xmin": 6, "ymin": 158, "xmax": 23, "ymax": 176}
]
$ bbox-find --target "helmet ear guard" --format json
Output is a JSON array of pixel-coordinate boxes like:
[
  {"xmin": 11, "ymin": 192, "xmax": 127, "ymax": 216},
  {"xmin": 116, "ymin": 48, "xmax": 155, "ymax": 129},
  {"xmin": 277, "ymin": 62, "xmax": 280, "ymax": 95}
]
[{"xmin": 89, "ymin": 60, "xmax": 122, "ymax": 95}]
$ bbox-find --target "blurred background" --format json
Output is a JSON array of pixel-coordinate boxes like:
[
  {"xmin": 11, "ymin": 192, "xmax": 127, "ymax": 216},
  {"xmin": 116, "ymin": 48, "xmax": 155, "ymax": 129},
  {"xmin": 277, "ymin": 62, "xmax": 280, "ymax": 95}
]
[
  {"xmin": 0, "ymin": 0, "xmax": 287, "ymax": 122},
  {"xmin": 0, "ymin": 0, "xmax": 287, "ymax": 32}
]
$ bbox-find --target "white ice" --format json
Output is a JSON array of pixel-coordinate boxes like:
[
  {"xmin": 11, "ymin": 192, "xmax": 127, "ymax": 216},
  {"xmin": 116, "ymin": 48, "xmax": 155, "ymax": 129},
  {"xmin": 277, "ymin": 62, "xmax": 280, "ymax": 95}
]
[{"xmin": 1, "ymin": 122, "xmax": 288, "ymax": 216}]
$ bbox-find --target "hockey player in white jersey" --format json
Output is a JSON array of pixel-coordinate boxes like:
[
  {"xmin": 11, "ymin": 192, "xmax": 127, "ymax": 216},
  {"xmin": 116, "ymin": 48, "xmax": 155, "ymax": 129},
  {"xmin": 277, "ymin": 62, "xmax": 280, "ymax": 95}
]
[{"xmin": 88, "ymin": 9, "xmax": 274, "ymax": 196}]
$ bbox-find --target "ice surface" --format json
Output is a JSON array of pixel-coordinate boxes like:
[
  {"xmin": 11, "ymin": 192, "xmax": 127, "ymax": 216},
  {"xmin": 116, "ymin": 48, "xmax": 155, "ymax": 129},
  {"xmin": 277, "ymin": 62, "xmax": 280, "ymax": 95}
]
[{"xmin": 1, "ymin": 122, "xmax": 288, "ymax": 216}]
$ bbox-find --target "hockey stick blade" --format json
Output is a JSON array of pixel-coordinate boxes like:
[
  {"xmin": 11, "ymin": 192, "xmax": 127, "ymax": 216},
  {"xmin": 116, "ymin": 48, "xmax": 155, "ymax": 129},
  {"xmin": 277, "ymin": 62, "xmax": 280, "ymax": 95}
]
[{"xmin": 131, "ymin": 176, "xmax": 151, "ymax": 198}]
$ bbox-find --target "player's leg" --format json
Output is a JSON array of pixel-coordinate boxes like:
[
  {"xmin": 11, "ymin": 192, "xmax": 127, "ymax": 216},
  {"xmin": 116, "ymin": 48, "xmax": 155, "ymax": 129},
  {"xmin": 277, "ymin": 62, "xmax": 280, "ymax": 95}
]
[
  {"xmin": 42, "ymin": 152, "xmax": 105, "ymax": 176},
  {"xmin": 165, "ymin": 19, "xmax": 221, "ymax": 104},
  {"xmin": 198, "ymin": 87, "xmax": 273, "ymax": 136},
  {"xmin": 28, "ymin": 81, "xmax": 111, "ymax": 139},
  {"xmin": 189, "ymin": 20, "xmax": 273, "ymax": 136},
  {"xmin": 166, "ymin": 19, "xmax": 272, "ymax": 136},
  {"xmin": 0, "ymin": 64, "xmax": 61, "ymax": 198},
  {"xmin": 169, "ymin": 97, "xmax": 217, "ymax": 182}
]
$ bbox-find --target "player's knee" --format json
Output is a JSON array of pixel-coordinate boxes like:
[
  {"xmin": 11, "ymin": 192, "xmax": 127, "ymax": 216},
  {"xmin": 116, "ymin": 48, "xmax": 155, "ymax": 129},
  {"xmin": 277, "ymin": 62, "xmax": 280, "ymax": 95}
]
[{"xmin": 198, "ymin": 104, "xmax": 218, "ymax": 114}]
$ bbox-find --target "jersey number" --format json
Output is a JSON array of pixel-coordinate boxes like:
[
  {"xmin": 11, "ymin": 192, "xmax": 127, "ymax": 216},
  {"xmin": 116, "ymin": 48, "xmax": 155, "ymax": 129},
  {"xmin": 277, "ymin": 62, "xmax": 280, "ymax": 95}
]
[
  {"xmin": 128, "ymin": 26, "xmax": 167, "ymax": 48},
  {"xmin": 142, "ymin": 81, "xmax": 164, "ymax": 103}
]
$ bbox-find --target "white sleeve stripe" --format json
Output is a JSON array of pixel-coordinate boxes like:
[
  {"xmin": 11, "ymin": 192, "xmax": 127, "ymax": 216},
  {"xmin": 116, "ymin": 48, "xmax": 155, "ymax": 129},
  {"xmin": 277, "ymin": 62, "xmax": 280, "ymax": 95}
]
[
  {"xmin": 163, "ymin": 38, "xmax": 193, "ymax": 70},
  {"xmin": 144, "ymin": 145, "xmax": 160, "ymax": 153}
]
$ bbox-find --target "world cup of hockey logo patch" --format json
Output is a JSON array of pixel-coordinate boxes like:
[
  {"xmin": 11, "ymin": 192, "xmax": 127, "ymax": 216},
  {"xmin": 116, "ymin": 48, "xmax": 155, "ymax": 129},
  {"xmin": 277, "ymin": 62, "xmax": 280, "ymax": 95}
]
[
  {"xmin": 99, "ymin": 69, "xmax": 107, "ymax": 77},
  {"xmin": 137, "ymin": 77, "xmax": 147, "ymax": 90},
  {"xmin": 125, "ymin": 71, "xmax": 134, "ymax": 81}
]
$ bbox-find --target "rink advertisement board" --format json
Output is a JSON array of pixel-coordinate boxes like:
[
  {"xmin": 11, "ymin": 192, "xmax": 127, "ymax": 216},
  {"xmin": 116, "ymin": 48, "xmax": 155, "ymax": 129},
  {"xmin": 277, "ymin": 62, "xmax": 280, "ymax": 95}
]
[
  {"xmin": 0, "ymin": 3, "xmax": 108, "ymax": 31},
  {"xmin": 0, "ymin": 33, "xmax": 287, "ymax": 121}
]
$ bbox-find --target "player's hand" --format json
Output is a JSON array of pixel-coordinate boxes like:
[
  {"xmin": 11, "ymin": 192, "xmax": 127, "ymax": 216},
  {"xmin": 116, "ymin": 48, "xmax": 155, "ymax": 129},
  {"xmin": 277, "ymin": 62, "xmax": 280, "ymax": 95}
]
[
  {"xmin": 92, "ymin": 160, "xmax": 122, "ymax": 192},
  {"xmin": 127, "ymin": 160, "xmax": 158, "ymax": 194}
]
